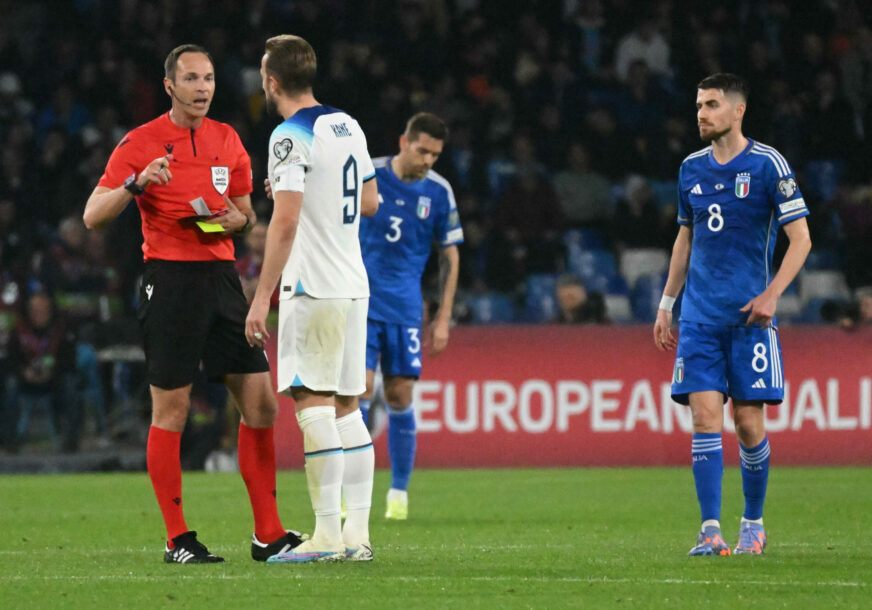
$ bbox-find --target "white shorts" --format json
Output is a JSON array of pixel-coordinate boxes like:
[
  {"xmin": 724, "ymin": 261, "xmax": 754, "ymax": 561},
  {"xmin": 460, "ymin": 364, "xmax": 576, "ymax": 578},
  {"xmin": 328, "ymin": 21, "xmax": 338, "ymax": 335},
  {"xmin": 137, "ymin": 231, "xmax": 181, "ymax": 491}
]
[{"xmin": 277, "ymin": 295, "xmax": 367, "ymax": 396}]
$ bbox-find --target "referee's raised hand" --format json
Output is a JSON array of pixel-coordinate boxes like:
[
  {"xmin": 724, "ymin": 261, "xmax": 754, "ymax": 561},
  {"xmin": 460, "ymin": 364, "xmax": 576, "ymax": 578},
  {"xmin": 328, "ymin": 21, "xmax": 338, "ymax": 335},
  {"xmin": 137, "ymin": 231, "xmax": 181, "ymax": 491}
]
[{"xmin": 138, "ymin": 154, "xmax": 174, "ymax": 187}]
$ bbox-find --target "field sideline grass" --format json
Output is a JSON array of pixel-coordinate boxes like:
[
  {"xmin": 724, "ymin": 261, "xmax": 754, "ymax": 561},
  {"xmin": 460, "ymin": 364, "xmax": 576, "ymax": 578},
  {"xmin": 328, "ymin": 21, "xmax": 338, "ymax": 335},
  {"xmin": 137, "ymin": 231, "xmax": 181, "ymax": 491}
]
[{"xmin": 0, "ymin": 467, "xmax": 869, "ymax": 608}]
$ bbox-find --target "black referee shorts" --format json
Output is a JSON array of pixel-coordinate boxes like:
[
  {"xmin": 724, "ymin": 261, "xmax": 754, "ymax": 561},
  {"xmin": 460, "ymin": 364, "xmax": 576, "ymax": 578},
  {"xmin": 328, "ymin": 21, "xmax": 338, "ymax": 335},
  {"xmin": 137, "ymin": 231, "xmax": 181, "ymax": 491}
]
[{"xmin": 137, "ymin": 260, "xmax": 269, "ymax": 390}]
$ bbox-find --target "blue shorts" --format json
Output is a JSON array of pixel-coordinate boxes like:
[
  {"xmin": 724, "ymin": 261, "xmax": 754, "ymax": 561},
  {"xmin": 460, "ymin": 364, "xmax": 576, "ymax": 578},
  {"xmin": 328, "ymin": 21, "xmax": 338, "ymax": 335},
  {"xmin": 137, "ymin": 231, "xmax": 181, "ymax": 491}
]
[
  {"xmin": 671, "ymin": 322, "xmax": 784, "ymax": 405},
  {"xmin": 365, "ymin": 319, "xmax": 422, "ymax": 378}
]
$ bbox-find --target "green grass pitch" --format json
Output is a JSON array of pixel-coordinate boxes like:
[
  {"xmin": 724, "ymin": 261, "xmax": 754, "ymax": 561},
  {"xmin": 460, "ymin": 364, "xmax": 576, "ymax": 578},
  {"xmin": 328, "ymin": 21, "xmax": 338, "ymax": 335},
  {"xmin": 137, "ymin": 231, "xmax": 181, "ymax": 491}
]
[{"xmin": 0, "ymin": 467, "xmax": 869, "ymax": 608}]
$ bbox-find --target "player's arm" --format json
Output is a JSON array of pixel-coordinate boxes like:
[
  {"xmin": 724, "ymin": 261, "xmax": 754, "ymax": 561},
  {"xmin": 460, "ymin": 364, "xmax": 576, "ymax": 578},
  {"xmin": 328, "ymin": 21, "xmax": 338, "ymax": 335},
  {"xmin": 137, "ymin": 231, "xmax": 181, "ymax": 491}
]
[
  {"xmin": 245, "ymin": 189, "xmax": 302, "ymax": 347},
  {"xmin": 429, "ymin": 244, "xmax": 460, "ymax": 357},
  {"xmin": 83, "ymin": 154, "xmax": 173, "ymax": 229},
  {"xmin": 741, "ymin": 217, "xmax": 811, "ymax": 326},
  {"xmin": 653, "ymin": 225, "xmax": 691, "ymax": 351},
  {"xmin": 360, "ymin": 177, "xmax": 379, "ymax": 217}
]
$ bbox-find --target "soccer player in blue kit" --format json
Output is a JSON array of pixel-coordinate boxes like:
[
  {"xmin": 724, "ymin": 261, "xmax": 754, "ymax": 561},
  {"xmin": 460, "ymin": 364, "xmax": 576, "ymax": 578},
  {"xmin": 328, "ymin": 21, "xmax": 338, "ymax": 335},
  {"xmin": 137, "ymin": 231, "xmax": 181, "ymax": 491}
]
[
  {"xmin": 358, "ymin": 113, "xmax": 463, "ymax": 520},
  {"xmin": 653, "ymin": 74, "xmax": 811, "ymax": 556}
]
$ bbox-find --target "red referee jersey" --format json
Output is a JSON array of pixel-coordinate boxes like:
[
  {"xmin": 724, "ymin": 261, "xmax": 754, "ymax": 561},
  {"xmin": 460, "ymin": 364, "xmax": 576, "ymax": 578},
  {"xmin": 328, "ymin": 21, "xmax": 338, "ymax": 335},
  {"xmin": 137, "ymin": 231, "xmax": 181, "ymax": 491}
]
[{"xmin": 98, "ymin": 113, "xmax": 253, "ymax": 261}]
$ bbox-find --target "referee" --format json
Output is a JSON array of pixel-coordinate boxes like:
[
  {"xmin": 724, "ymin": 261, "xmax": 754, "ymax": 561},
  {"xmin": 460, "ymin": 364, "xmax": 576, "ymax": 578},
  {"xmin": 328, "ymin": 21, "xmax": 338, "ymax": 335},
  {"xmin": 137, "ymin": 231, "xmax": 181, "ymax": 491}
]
[{"xmin": 84, "ymin": 44, "xmax": 302, "ymax": 564}]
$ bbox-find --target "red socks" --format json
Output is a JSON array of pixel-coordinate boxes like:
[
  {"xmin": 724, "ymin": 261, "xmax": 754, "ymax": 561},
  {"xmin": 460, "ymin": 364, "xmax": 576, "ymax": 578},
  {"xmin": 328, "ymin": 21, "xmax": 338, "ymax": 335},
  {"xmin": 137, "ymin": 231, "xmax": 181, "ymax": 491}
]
[
  {"xmin": 146, "ymin": 426, "xmax": 188, "ymax": 544},
  {"xmin": 238, "ymin": 423, "xmax": 285, "ymax": 543}
]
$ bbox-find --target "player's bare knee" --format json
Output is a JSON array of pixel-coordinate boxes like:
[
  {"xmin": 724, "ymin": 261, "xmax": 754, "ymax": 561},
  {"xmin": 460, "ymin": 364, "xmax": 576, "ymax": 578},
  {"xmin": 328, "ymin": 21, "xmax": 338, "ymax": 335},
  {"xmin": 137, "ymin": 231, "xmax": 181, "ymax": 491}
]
[{"xmin": 385, "ymin": 380, "xmax": 413, "ymax": 407}]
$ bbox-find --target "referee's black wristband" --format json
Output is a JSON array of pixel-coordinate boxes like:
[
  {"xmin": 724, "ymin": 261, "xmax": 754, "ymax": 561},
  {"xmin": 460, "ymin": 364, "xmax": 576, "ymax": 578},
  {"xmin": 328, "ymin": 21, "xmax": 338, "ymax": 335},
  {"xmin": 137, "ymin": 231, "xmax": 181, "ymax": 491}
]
[
  {"xmin": 235, "ymin": 215, "xmax": 253, "ymax": 234},
  {"xmin": 124, "ymin": 179, "xmax": 145, "ymax": 196}
]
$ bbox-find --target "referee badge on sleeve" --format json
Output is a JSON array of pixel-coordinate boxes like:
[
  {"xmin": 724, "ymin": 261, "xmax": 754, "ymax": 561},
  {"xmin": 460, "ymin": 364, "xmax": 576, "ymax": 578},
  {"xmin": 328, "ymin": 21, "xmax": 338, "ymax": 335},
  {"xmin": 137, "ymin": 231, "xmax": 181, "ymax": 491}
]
[{"xmin": 211, "ymin": 166, "xmax": 229, "ymax": 195}]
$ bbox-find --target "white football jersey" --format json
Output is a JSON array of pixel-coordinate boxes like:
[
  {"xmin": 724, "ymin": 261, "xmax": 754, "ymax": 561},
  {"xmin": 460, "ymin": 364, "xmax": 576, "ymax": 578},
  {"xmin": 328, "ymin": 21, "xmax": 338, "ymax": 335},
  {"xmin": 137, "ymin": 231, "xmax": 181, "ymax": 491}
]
[{"xmin": 268, "ymin": 105, "xmax": 375, "ymax": 299}]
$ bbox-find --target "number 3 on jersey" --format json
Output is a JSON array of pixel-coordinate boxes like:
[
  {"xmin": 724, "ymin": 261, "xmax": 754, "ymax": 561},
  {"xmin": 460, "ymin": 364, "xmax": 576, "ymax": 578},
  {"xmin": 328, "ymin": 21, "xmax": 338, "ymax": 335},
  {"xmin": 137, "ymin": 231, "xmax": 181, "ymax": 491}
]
[
  {"xmin": 386, "ymin": 216, "xmax": 403, "ymax": 242},
  {"xmin": 342, "ymin": 155, "xmax": 358, "ymax": 224}
]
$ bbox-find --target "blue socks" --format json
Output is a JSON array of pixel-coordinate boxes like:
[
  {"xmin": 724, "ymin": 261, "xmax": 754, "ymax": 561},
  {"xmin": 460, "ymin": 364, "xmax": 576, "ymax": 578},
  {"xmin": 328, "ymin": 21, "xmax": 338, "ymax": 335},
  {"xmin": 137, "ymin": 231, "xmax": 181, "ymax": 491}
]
[
  {"xmin": 691, "ymin": 432, "xmax": 723, "ymax": 523},
  {"xmin": 359, "ymin": 398, "xmax": 371, "ymax": 428},
  {"xmin": 739, "ymin": 437, "xmax": 770, "ymax": 521},
  {"xmin": 388, "ymin": 403, "xmax": 416, "ymax": 491}
]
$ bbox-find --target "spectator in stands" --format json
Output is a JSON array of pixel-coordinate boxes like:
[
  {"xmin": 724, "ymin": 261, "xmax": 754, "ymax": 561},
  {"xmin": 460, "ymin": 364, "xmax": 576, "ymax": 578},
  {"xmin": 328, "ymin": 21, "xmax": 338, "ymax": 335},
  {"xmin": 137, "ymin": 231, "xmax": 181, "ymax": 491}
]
[
  {"xmin": 835, "ymin": 286, "xmax": 872, "ymax": 329},
  {"xmin": 806, "ymin": 70, "xmax": 858, "ymax": 163},
  {"xmin": 552, "ymin": 273, "xmax": 606, "ymax": 324},
  {"xmin": 490, "ymin": 165, "xmax": 566, "ymax": 287},
  {"xmin": 0, "ymin": 240, "xmax": 21, "ymax": 451},
  {"xmin": 6, "ymin": 291, "xmax": 81, "ymax": 452},
  {"xmin": 613, "ymin": 13, "xmax": 671, "ymax": 82},
  {"xmin": 611, "ymin": 174, "xmax": 671, "ymax": 251},
  {"xmin": 582, "ymin": 106, "xmax": 643, "ymax": 180},
  {"xmin": 553, "ymin": 141, "xmax": 611, "ymax": 228}
]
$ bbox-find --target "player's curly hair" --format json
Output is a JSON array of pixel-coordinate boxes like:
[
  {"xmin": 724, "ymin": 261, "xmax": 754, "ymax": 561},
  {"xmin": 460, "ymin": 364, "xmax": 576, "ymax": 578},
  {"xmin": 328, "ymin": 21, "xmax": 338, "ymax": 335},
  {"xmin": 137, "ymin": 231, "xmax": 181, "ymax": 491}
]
[{"xmin": 697, "ymin": 73, "xmax": 749, "ymax": 101}]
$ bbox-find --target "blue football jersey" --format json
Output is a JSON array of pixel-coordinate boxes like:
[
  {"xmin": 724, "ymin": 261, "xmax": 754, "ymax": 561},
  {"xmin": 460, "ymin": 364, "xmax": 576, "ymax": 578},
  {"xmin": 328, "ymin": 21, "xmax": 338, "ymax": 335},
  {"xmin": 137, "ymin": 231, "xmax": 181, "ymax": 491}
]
[
  {"xmin": 677, "ymin": 139, "xmax": 809, "ymax": 326},
  {"xmin": 360, "ymin": 157, "xmax": 464, "ymax": 325}
]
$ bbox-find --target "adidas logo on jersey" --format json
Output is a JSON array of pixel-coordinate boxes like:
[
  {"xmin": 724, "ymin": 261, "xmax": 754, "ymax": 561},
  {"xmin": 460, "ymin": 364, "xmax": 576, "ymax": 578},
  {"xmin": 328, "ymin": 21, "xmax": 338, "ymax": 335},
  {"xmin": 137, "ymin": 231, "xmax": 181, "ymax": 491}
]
[
  {"xmin": 411, "ymin": 357, "xmax": 422, "ymax": 368},
  {"xmin": 691, "ymin": 184, "xmax": 702, "ymax": 195},
  {"xmin": 752, "ymin": 379, "xmax": 766, "ymax": 389}
]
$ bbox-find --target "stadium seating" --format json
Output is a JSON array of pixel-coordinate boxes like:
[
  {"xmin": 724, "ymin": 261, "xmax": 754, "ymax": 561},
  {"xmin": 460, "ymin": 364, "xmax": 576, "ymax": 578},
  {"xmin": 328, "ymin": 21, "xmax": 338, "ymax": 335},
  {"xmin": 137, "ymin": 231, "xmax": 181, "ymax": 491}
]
[
  {"xmin": 804, "ymin": 160, "xmax": 844, "ymax": 202},
  {"xmin": 465, "ymin": 293, "xmax": 516, "ymax": 324},
  {"xmin": 630, "ymin": 272, "xmax": 668, "ymax": 322},
  {"xmin": 567, "ymin": 248, "xmax": 618, "ymax": 281},
  {"xmin": 562, "ymin": 228, "xmax": 608, "ymax": 251},
  {"xmin": 803, "ymin": 249, "xmax": 842, "ymax": 271},
  {"xmin": 775, "ymin": 293, "xmax": 802, "ymax": 323},
  {"xmin": 620, "ymin": 248, "xmax": 670, "ymax": 289},
  {"xmin": 797, "ymin": 297, "xmax": 830, "ymax": 323},
  {"xmin": 604, "ymin": 294, "xmax": 633, "ymax": 323},
  {"xmin": 522, "ymin": 274, "xmax": 558, "ymax": 323},
  {"xmin": 799, "ymin": 270, "xmax": 851, "ymax": 303}
]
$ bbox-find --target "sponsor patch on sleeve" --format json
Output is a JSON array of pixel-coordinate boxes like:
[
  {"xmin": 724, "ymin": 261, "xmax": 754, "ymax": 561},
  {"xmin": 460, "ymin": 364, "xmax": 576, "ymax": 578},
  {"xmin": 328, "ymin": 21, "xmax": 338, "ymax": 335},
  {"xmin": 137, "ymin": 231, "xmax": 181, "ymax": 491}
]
[
  {"xmin": 778, "ymin": 198, "xmax": 806, "ymax": 215},
  {"xmin": 444, "ymin": 228, "xmax": 464, "ymax": 243}
]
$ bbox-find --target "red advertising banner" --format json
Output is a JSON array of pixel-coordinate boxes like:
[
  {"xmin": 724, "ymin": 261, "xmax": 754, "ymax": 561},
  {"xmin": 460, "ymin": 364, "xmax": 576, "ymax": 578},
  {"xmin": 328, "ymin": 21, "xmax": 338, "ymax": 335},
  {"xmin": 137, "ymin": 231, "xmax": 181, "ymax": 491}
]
[{"xmin": 271, "ymin": 326, "xmax": 872, "ymax": 468}]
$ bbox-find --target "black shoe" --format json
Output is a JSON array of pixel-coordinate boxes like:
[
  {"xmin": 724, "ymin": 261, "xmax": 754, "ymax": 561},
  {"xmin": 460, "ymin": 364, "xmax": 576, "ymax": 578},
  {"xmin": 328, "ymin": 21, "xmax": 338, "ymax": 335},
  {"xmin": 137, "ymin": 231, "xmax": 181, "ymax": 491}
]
[
  {"xmin": 164, "ymin": 531, "xmax": 225, "ymax": 564},
  {"xmin": 251, "ymin": 530, "xmax": 305, "ymax": 561}
]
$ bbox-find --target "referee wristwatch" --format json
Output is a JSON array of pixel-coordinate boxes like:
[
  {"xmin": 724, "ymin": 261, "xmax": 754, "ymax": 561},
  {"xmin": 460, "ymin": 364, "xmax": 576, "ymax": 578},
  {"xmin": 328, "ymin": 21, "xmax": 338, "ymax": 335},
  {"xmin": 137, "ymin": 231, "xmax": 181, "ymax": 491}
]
[{"xmin": 124, "ymin": 174, "xmax": 145, "ymax": 196}]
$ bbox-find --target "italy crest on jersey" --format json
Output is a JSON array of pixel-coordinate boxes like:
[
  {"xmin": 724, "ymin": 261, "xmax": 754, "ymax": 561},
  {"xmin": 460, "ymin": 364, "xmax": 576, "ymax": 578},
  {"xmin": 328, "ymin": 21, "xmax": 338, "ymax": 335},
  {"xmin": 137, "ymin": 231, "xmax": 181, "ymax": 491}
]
[
  {"xmin": 735, "ymin": 172, "xmax": 751, "ymax": 199},
  {"xmin": 674, "ymin": 357, "xmax": 685, "ymax": 383},
  {"xmin": 417, "ymin": 196, "xmax": 431, "ymax": 219}
]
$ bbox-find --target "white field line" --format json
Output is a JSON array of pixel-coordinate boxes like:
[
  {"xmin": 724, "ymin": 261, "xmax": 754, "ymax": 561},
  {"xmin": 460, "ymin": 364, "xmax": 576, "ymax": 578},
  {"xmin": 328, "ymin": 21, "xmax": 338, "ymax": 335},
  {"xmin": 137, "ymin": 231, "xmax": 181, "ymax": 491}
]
[{"xmin": 0, "ymin": 573, "xmax": 866, "ymax": 588}]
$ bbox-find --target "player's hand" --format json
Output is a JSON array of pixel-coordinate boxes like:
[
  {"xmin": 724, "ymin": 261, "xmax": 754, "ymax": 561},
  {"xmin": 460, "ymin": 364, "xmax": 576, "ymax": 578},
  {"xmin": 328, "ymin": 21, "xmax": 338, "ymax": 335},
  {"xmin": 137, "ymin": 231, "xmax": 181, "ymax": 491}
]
[
  {"xmin": 264, "ymin": 178, "xmax": 273, "ymax": 200},
  {"xmin": 653, "ymin": 309, "xmax": 676, "ymax": 351},
  {"xmin": 429, "ymin": 318, "xmax": 450, "ymax": 357},
  {"xmin": 202, "ymin": 195, "xmax": 248, "ymax": 233},
  {"xmin": 138, "ymin": 154, "xmax": 174, "ymax": 188},
  {"xmin": 245, "ymin": 297, "xmax": 270, "ymax": 348},
  {"xmin": 741, "ymin": 291, "xmax": 777, "ymax": 327}
]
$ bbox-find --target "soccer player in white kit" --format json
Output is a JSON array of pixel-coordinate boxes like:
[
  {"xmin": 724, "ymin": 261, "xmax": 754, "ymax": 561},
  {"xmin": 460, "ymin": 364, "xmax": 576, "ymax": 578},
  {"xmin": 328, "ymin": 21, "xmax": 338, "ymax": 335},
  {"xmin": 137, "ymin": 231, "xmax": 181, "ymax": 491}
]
[{"xmin": 245, "ymin": 35, "xmax": 379, "ymax": 563}]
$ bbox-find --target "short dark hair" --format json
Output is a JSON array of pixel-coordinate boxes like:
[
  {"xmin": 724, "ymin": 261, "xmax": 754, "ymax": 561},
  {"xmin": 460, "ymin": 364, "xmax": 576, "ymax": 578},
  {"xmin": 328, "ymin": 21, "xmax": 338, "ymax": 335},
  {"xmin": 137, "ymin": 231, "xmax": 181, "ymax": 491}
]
[
  {"xmin": 164, "ymin": 44, "xmax": 213, "ymax": 82},
  {"xmin": 556, "ymin": 273, "xmax": 585, "ymax": 289},
  {"xmin": 405, "ymin": 112, "xmax": 448, "ymax": 142},
  {"xmin": 697, "ymin": 73, "xmax": 749, "ymax": 101},
  {"xmin": 264, "ymin": 35, "xmax": 317, "ymax": 95}
]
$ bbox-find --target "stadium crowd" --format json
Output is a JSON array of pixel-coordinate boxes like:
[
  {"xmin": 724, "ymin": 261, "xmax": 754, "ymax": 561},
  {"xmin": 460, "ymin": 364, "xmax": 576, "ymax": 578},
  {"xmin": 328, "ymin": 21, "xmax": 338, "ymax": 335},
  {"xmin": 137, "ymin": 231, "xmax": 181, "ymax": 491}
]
[{"xmin": 2, "ymin": 0, "xmax": 872, "ymax": 452}]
